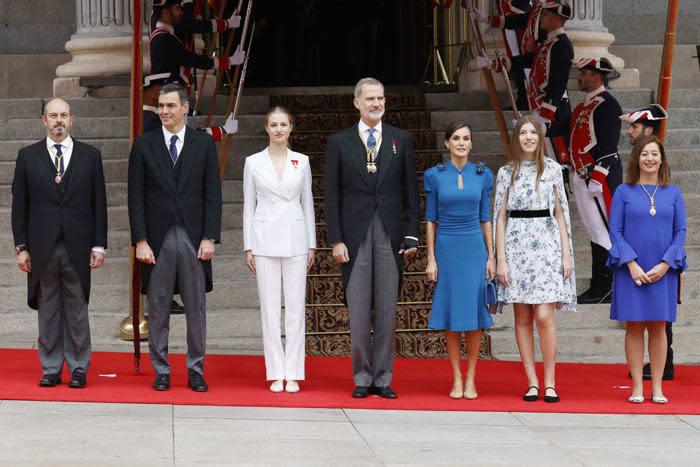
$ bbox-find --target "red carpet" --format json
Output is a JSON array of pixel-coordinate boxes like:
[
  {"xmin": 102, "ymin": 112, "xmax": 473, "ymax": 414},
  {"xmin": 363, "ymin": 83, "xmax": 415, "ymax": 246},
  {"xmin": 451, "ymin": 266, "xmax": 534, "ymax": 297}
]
[{"xmin": 3, "ymin": 349, "xmax": 699, "ymax": 414}]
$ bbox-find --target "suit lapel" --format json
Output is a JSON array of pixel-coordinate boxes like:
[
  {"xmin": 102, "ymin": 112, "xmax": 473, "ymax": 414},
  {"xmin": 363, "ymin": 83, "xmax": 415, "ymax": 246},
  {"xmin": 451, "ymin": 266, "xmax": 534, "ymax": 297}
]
[
  {"xmin": 32, "ymin": 144, "xmax": 60, "ymax": 202},
  {"xmin": 342, "ymin": 125, "xmax": 374, "ymax": 190},
  {"xmin": 62, "ymin": 142, "xmax": 88, "ymax": 202},
  {"xmin": 278, "ymin": 152, "xmax": 303, "ymax": 200},
  {"xmin": 375, "ymin": 126, "xmax": 395, "ymax": 188},
  {"xmin": 176, "ymin": 128, "xmax": 196, "ymax": 194},
  {"xmin": 149, "ymin": 131, "xmax": 177, "ymax": 193}
]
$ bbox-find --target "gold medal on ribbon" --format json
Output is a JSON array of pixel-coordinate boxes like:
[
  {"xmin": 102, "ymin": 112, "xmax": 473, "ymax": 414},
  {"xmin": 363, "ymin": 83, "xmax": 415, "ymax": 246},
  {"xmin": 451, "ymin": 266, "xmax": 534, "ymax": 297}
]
[{"xmin": 359, "ymin": 127, "xmax": 382, "ymax": 174}]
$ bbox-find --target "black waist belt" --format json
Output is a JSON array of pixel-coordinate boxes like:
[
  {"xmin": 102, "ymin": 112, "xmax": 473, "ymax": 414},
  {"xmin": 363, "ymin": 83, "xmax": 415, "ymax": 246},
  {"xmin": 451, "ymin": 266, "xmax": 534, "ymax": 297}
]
[{"xmin": 509, "ymin": 209, "xmax": 550, "ymax": 218}]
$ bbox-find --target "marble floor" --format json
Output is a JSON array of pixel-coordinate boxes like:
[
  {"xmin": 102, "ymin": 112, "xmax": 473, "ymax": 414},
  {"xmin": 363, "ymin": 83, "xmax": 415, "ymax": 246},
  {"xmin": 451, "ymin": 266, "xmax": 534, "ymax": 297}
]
[{"xmin": 2, "ymin": 401, "xmax": 700, "ymax": 466}]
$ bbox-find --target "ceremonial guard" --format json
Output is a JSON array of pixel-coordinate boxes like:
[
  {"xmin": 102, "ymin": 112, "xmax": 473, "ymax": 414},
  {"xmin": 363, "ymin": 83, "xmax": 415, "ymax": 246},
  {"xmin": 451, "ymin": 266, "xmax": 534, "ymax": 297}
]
[
  {"xmin": 620, "ymin": 104, "xmax": 674, "ymax": 381},
  {"xmin": 567, "ymin": 58, "xmax": 623, "ymax": 304},
  {"xmin": 477, "ymin": 0, "xmax": 573, "ymax": 151},
  {"xmin": 471, "ymin": 0, "xmax": 538, "ymax": 110},
  {"xmin": 150, "ymin": 0, "xmax": 244, "ymax": 94}
]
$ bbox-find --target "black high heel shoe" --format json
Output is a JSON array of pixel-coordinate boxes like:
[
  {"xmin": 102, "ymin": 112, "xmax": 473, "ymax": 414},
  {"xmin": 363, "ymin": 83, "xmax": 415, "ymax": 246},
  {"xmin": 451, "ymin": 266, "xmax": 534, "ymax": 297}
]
[
  {"xmin": 544, "ymin": 386, "xmax": 560, "ymax": 403},
  {"xmin": 523, "ymin": 386, "xmax": 539, "ymax": 402}
]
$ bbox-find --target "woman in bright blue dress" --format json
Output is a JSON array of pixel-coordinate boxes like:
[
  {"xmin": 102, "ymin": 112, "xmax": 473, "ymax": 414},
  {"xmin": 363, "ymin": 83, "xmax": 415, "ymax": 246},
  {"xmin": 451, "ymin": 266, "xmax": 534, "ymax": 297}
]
[
  {"xmin": 424, "ymin": 121, "xmax": 495, "ymax": 400},
  {"xmin": 608, "ymin": 135, "xmax": 687, "ymax": 404}
]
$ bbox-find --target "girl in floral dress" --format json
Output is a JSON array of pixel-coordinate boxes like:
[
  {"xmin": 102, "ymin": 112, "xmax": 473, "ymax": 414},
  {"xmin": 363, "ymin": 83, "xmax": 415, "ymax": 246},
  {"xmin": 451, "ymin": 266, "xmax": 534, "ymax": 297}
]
[{"xmin": 493, "ymin": 115, "xmax": 577, "ymax": 403}]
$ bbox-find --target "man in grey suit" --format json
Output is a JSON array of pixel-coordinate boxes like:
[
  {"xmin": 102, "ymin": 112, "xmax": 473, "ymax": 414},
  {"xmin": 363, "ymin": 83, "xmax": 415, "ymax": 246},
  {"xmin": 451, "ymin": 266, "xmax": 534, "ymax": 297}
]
[
  {"xmin": 128, "ymin": 82, "xmax": 222, "ymax": 392},
  {"xmin": 12, "ymin": 98, "xmax": 108, "ymax": 388},
  {"xmin": 324, "ymin": 78, "xmax": 421, "ymax": 398}
]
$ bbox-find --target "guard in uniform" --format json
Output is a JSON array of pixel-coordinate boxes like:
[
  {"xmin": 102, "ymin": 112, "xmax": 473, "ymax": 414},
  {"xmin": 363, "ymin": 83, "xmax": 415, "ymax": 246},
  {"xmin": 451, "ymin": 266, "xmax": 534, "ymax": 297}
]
[
  {"xmin": 150, "ymin": 0, "xmax": 245, "ymax": 94},
  {"xmin": 620, "ymin": 103, "xmax": 674, "ymax": 380},
  {"xmin": 568, "ymin": 57, "xmax": 623, "ymax": 304},
  {"xmin": 471, "ymin": 0, "xmax": 538, "ymax": 110}
]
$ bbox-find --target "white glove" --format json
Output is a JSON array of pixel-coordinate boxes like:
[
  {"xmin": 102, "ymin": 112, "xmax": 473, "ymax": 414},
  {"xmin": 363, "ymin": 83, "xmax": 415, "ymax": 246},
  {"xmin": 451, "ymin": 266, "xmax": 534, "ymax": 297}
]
[
  {"xmin": 229, "ymin": 50, "xmax": 245, "ymax": 66},
  {"xmin": 476, "ymin": 56, "xmax": 493, "ymax": 70},
  {"xmin": 223, "ymin": 114, "xmax": 239, "ymax": 134},
  {"xmin": 226, "ymin": 14, "xmax": 241, "ymax": 29},
  {"xmin": 530, "ymin": 110, "xmax": 548, "ymax": 132},
  {"xmin": 181, "ymin": 0, "xmax": 193, "ymax": 4},
  {"xmin": 587, "ymin": 179, "xmax": 603, "ymax": 194},
  {"xmin": 470, "ymin": 7, "xmax": 488, "ymax": 24}
]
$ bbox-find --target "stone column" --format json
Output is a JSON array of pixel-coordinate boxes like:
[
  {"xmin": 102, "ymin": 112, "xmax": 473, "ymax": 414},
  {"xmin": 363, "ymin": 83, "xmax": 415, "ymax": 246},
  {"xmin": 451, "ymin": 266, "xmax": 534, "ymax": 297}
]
[
  {"xmin": 53, "ymin": 0, "xmax": 150, "ymax": 97},
  {"xmin": 461, "ymin": 0, "xmax": 639, "ymax": 90}
]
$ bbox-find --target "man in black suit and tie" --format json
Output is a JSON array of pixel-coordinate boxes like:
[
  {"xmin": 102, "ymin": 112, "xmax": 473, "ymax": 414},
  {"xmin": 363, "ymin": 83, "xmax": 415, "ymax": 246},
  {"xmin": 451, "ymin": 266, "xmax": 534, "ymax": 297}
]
[
  {"xmin": 324, "ymin": 78, "xmax": 421, "ymax": 399},
  {"xmin": 12, "ymin": 98, "xmax": 108, "ymax": 389},
  {"xmin": 128, "ymin": 82, "xmax": 222, "ymax": 392}
]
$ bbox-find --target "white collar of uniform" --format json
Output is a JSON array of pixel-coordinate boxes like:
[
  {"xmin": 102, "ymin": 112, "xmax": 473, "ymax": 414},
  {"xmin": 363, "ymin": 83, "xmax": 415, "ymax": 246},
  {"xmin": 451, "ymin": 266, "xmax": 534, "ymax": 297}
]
[
  {"xmin": 358, "ymin": 120, "xmax": 382, "ymax": 137},
  {"xmin": 155, "ymin": 21, "xmax": 175, "ymax": 34},
  {"xmin": 547, "ymin": 27, "xmax": 565, "ymax": 41},
  {"xmin": 143, "ymin": 104, "xmax": 157, "ymax": 112},
  {"xmin": 584, "ymin": 85, "xmax": 607, "ymax": 105},
  {"xmin": 47, "ymin": 135, "xmax": 73, "ymax": 152},
  {"xmin": 162, "ymin": 125, "xmax": 186, "ymax": 145}
]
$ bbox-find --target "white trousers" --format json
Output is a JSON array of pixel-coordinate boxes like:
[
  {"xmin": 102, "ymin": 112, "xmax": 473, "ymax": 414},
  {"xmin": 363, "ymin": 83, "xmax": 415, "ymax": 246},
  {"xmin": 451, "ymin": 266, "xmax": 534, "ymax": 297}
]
[
  {"xmin": 254, "ymin": 254, "xmax": 308, "ymax": 380},
  {"xmin": 572, "ymin": 172, "xmax": 611, "ymax": 249}
]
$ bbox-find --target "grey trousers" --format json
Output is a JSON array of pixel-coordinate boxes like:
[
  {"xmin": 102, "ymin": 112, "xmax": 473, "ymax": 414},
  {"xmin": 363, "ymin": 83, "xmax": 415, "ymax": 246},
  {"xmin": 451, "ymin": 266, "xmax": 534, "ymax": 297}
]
[
  {"xmin": 147, "ymin": 225, "xmax": 207, "ymax": 375},
  {"xmin": 36, "ymin": 240, "xmax": 91, "ymax": 375},
  {"xmin": 346, "ymin": 210, "xmax": 400, "ymax": 387}
]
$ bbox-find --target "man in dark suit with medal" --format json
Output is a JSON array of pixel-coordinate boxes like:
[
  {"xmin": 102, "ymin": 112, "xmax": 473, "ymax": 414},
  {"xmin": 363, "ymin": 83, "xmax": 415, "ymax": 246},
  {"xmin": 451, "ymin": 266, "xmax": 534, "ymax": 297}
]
[
  {"xmin": 12, "ymin": 98, "xmax": 108, "ymax": 389},
  {"xmin": 324, "ymin": 78, "xmax": 421, "ymax": 399},
  {"xmin": 128, "ymin": 82, "xmax": 222, "ymax": 392}
]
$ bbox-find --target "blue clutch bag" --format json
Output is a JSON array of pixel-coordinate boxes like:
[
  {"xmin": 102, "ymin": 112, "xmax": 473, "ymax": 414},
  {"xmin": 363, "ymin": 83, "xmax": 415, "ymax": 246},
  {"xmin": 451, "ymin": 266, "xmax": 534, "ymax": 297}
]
[{"xmin": 485, "ymin": 279, "xmax": 498, "ymax": 314}]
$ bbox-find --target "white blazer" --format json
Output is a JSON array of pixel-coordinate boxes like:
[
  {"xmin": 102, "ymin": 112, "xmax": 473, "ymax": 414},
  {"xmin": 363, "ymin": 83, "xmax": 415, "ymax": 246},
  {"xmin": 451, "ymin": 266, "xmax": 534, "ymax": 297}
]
[{"xmin": 243, "ymin": 148, "xmax": 316, "ymax": 257}]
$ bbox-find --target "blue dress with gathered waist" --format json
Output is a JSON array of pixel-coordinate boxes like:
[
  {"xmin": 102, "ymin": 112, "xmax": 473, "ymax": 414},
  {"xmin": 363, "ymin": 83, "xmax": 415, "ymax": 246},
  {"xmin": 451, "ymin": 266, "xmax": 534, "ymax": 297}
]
[
  {"xmin": 607, "ymin": 183, "xmax": 687, "ymax": 322},
  {"xmin": 425, "ymin": 161, "xmax": 494, "ymax": 331}
]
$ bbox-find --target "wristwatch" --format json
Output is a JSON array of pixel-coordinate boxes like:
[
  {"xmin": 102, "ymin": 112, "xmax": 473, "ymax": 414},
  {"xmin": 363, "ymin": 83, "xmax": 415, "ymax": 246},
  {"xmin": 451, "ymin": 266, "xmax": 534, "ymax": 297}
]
[{"xmin": 15, "ymin": 245, "xmax": 28, "ymax": 254}]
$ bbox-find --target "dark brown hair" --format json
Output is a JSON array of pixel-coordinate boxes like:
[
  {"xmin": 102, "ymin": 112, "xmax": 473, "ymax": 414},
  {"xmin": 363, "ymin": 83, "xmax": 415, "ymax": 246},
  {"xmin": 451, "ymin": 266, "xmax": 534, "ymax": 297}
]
[
  {"xmin": 444, "ymin": 121, "xmax": 472, "ymax": 141},
  {"xmin": 626, "ymin": 135, "xmax": 670, "ymax": 187},
  {"xmin": 509, "ymin": 114, "xmax": 546, "ymax": 192}
]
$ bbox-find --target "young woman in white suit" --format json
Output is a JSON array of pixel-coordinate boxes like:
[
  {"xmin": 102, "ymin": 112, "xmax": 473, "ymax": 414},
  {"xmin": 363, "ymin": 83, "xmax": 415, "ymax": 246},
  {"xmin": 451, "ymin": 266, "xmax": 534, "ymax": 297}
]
[{"xmin": 243, "ymin": 106, "xmax": 316, "ymax": 393}]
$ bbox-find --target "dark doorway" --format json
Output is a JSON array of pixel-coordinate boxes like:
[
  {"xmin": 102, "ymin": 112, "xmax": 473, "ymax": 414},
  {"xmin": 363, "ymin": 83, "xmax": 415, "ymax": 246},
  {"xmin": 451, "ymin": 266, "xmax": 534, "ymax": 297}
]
[{"xmin": 246, "ymin": 1, "xmax": 431, "ymax": 86}]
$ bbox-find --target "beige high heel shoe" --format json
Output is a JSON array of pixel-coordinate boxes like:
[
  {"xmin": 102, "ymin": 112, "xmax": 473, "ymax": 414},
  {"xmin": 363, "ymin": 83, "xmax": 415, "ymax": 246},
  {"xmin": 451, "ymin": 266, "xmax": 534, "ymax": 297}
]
[{"xmin": 449, "ymin": 381, "xmax": 464, "ymax": 399}]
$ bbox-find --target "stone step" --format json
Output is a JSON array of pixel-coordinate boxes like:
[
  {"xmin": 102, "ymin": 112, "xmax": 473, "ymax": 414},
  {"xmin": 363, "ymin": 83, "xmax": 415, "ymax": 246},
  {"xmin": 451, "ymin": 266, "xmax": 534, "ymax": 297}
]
[
  {"xmin": 0, "ymin": 307, "xmax": 264, "ymax": 342},
  {"xmin": 0, "ymin": 273, "xmax": 259, "ymax": 313},
  {"xmin": 0, "ymin": 202, "xmax": 242, "ymax": 233},
  {"xmin": 491, "ymin": 300, "xmax": 700, "ymax": 331},
  {"xmin": 0, "ymin": 96, "xmax": 270, "ymax": 119},
  {"xmin": 668, "ymin": 88, "xmax": 700, "ymax": 108},
  {"xmin": 0, "ymin": 179, "xmax": 243, "ymax": 208},
  {"xmin": 489, "ymin": 323, "xmax": 700, "ymax": 363},
  {"xmin": 0, "ymin": 252, "xmax": 251, "ymax": 287}
]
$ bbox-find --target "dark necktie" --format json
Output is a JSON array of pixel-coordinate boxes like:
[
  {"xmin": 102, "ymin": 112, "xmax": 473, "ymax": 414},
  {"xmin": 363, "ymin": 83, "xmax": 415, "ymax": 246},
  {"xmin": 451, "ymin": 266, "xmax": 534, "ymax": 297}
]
[
  {"xmin": 54, "ymin": 144, "xmax": 64, "ymax": 176},
  {"xmin": 169, "ymin": 135, "xmax": 178, "ymax": 163}
]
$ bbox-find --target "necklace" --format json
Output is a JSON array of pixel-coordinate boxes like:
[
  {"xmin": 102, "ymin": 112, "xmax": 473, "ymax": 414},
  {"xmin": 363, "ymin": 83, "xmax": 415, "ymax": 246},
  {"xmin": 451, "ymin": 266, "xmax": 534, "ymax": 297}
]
[
  {"xmin": 54, "ymin": 153, "xmax": 64, "ymax": 184},
  {"xmin": 358, "ymin": 127, "xmax": 382, "ymax": 173},
  {"xmin": 640, "ymin": 183, "xmax": 659, "ymax": 216}
]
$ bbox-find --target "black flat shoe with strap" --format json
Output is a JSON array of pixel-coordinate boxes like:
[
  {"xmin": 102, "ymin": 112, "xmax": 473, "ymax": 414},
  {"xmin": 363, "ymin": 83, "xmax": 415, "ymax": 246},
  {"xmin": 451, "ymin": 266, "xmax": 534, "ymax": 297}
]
[
  {"xmin": 544, "ymin": 386, "xmax": 560, "ymax": 403},
  {"xmin": 523, "ymin": 386, "xmax": 539, "ymax": 402}
]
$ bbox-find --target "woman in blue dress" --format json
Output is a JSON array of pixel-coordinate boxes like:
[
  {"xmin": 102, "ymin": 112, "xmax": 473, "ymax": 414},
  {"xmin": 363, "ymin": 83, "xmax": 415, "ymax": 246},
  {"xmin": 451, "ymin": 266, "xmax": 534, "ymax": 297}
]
[
  {"xmin": 608, "ymin": 135, "xmax": 687, "ymax": 404},
  {"xmin": 424, "ymin": 121, "xmax": 495, "ymax": 400}
]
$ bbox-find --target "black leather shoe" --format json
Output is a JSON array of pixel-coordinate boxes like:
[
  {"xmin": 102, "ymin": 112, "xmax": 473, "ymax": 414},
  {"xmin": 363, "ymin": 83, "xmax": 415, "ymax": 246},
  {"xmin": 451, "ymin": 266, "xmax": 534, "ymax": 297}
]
[
  {"xmin": 152, "ymin": 374, "xmax": 170, "ymax": 391},
  {"xmin": 39, "ymin": 373, "xmax": 62, "ymax": 387},
  {"xmin": 544, "ymin": 386, "xmax": 560, "ymax": 403},
  {"xmin": 372, "ymin": 386, "xmax": 398, "ymax": 399},
  {"xmin": 523, "ymin": 385, "xmax": 539, "ymax": 402},
  {"xmin": 170, "ymin": 299, "xmax": 185, "ymax": 315},
  {"xmin": 188, "ymin": 370, "xmax": 209, "ymax": 392},
  {"xmin": 351, "ymin": 386, "xmax": 370, "ymax": 398},
  {"xmin": 69, "ymin": 369, "xmax": 87, "ymax": 388}
]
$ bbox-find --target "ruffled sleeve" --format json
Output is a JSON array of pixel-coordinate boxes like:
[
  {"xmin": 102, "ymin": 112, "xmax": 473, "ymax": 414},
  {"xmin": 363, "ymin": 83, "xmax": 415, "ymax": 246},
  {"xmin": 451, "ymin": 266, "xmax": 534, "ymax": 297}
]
[
  {"xmin": 662, "ymin": 186, "xmax": 688, "ymax": 271},
  {"xmin": 479, "ymin": 167, "xmax": 494, "ymax": 222},
  {"xmin": 424, "ymin": 168, "xmax": 438, "ymax": 222},
  {"xmin": 606, "ymin": 186, "xmax": 639, "ymax": 269},
  {"xmin": 550, "ymin": 159, "xmax": 577, "ymax": 312}
]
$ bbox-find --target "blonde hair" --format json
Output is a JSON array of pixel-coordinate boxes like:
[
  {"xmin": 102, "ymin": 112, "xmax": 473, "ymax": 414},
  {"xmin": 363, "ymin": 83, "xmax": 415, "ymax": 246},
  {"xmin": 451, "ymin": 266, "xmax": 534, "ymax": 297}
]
[{"xmin": 509, "ymin": 114, "xmax": 546, "ymax": 192}]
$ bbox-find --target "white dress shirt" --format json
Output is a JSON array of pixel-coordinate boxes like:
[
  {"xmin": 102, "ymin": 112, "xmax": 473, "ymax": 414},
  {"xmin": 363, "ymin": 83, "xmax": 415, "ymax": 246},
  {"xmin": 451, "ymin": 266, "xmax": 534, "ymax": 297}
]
[
  {"xmin": 46, "ymin": 135, "xmax": 105, "ymax": 255},
  {"xmin": 358, "ymin": 120, "xmax": 382, "ymax": 149},
  {"xmin": 162, "ymin": 125, "xmax": 186, "ymax": 162}
]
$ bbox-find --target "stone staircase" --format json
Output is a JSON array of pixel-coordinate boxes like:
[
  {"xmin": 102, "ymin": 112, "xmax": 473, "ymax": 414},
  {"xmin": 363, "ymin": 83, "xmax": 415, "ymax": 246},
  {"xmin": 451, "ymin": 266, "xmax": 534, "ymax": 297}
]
[
  {"xmin": 0, "ymin": 87, "xmax": 697, "ymax": 364},
  {"xmin": 429, "ymin": 88, "xmax": 700, "ymax": 364}
]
